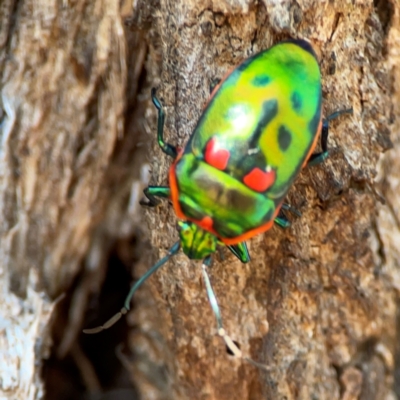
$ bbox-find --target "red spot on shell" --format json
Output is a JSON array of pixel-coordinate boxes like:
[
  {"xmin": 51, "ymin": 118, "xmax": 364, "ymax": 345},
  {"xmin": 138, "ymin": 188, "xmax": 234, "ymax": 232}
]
[
  {"xmin": 198, "ymin": 216, "xmax": 214, "ymax": 231},
  {"xmin": 243, "ymin": 167, "xmax": 276, "ymax": 193},
  {"xmin": 204, "ymin": 138, "xmax": 230, "ymax": 170}
]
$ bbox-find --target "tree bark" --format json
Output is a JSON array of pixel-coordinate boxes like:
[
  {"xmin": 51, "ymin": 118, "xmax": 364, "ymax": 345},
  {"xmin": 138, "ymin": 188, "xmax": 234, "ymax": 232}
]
[
  {"xmin": 0, "ymin": 1, "xmax": 146, "ymax": 398},
  {"xmin": 0, "ymin": 1, "xmax": 399, "ymax": 400},
  {"xmin": 132, "ymin": 1, "xmax": 399, "ymax": 400}
]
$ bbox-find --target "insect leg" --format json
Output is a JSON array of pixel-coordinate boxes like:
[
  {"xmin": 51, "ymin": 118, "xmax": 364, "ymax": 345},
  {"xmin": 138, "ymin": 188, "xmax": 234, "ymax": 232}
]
[
  {"xmin": 151, "ymin": 88, "xmax": 178, "ymax": 159},
  {"xmin": 307, "ymin": 108, "xmax": 353, "ymax": 166},
  {"xmin": 201, "ymin": 258, "xmax": 269, "ymax": 371},
  {"xmin": 209, "ymin": 78, "xmax": 221, "ymax": 94},
  {"xmin": 274, "ymin": 203, "xmax": 302, "ymax": 228},
  {"xmin": 140, "ymin": 186, "xmax": 171, "ymax": 207},
  {"xmin": 227, "ymin": 242, "xmax": 251, "ymax": 263},
  {"xmin": 274, "ymin": 213, "xmax": 291, "ymax": 228},
  {"xmin": 83, "ymin": 241, "xmax": 180, "ymax": 334},
  {"xmin": 281, "ymin": 203, "xmax": 302, "ymax": 218}
]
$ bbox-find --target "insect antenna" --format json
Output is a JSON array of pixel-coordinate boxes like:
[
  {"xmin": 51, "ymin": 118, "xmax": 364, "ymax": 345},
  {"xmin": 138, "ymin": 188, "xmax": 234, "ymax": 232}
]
[
  {"xmin": 201, "ymin": 259, "xmax": 270, "ymax": 371},
  {"xmin": 84, "ymin": 241, "xmax": 181, "ymax": 334}
]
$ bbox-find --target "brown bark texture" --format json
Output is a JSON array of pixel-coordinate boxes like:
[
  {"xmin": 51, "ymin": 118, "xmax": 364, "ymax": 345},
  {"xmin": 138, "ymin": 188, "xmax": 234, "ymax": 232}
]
[{"xmin": 0, "ymin": 0, "xmax": 399, "ymax": 400}]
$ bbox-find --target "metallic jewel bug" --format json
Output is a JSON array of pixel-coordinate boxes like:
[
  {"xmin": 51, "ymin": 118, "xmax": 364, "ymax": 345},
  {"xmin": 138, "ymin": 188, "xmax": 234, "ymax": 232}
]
[{"xmin": 85, "ymin": 39, "xmax": 352, "ymax": 368}]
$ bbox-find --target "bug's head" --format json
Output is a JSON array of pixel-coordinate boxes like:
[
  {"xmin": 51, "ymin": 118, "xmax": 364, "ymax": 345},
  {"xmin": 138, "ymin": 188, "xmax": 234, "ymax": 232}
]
[{"xmin": 177, "ymin": 221, "xmax": 218, "ymax": 260}]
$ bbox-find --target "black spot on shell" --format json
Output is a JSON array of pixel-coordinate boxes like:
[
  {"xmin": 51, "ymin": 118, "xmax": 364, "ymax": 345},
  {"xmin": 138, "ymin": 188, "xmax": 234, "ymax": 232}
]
[
  {"xmin": 291, "ymin": 91, "xmax": 302, "ymax": 113},
  {"xmin": 252, "ymin": 75, "xmax": 271, "ymax": 87},
  {"xmin": 308, "ymin": 91, "xmax": 322, "ymax": 135},
  {"xmin": 278, "ymin": 126, "xmax": 292, "ymax": 151},
  {"xmin": 248, "ymin": 99, "xmax": 278, "ymax": 148}
]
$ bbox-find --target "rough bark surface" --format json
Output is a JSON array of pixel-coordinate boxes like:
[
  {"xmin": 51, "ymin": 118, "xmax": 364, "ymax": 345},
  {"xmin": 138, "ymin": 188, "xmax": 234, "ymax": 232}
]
[
  {"xmin": 0, "ymin": 0, "xmax": 399, "ymax": 400},
  {"xmin": 0, "ymin": 1, "xmax": 146, "ymax": 398},
  {"xmin": 132, "ymin": 1, "xmax": 399, "ymax": 400}
]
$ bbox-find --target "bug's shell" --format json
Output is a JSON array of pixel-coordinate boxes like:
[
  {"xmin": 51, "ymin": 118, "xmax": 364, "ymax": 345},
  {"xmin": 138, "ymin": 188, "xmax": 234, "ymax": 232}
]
[{"xmin": 169, "ymin": 39, "xmax": 322, "ymax": 245}]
